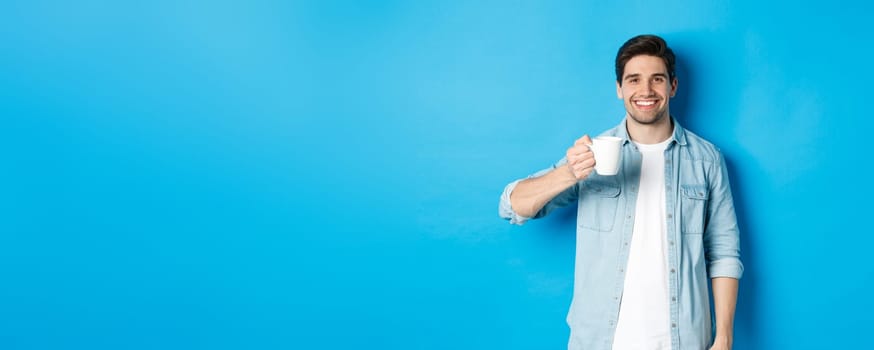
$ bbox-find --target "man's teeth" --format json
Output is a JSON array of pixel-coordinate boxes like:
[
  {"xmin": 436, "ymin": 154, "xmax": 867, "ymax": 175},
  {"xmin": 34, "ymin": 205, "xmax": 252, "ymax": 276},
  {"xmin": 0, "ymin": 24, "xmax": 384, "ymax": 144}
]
[{"xmin": 635, "ymin": 100, "xmax": 655, "ymax": 106}]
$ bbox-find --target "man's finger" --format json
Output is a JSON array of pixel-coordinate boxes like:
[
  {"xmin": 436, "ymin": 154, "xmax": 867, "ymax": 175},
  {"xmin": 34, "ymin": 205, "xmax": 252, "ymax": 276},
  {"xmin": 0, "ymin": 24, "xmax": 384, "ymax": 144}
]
[
  {"xmin": 574, "ymin": 134, "xmax": 592, "ymax": 146},
  {"xmin": 569, "ymin": 144, "xmax": 590, "ymax": 157}
]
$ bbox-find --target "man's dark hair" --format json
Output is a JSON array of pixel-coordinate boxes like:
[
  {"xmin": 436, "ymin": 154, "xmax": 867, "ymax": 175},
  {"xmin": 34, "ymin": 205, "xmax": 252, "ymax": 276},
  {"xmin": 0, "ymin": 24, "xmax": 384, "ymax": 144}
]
[{"xmin": 615, "ymin": 34, "xmax": 676, "ymax": 85}]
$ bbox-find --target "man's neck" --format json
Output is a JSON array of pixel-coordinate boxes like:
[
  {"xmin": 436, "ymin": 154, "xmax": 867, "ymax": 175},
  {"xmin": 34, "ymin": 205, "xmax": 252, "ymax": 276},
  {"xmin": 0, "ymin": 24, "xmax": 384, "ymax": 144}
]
[{"xmin": 626, "ymin": 115, "xmax": 674, "ymax": 144}]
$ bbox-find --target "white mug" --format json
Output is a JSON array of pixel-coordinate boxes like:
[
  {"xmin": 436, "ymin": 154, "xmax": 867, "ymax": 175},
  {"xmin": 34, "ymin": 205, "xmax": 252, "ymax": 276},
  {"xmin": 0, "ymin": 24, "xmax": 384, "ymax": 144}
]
[{"xmin": 588, "ymin": 136, "xmax": 622, "ymax": 176}]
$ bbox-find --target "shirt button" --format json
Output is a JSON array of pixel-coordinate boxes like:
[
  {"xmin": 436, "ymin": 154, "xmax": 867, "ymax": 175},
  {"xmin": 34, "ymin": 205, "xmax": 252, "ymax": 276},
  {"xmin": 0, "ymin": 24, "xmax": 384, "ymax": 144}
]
[
  {"xmin": 667, "ymin": 214, "xmax": 672, "ymax": 219},
  {"xmin": 672, "ymin": 323, "xmax": 677, "ymax": 328},
  {"xmin": 672, "ymin": 297, "xmax": 677, "ymax": 301},
  {"xmin": 669, "ymin": 240, "xmax": 674, "ymax": 245},
  {"xmin": 671, "ymin": 269, "xmax": 676, "ymax": 273}
]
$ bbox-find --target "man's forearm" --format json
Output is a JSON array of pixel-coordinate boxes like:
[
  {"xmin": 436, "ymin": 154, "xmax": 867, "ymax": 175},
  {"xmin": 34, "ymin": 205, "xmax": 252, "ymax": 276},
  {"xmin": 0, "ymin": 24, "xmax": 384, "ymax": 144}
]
[
  {"xmin": 711, "ymin": 277, "xmax": 739, "ymax": 342},
  {"xmin": 510, "ymin": 166, "xmax": 578, "ymax": 218}
]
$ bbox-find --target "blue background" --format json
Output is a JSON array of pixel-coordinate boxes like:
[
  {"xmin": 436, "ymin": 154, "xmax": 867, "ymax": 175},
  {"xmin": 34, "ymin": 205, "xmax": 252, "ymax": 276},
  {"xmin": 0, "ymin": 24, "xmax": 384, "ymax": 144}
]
[{"xmin": 2, "ymin": 1, "xmax": 871, "ymax": 349}]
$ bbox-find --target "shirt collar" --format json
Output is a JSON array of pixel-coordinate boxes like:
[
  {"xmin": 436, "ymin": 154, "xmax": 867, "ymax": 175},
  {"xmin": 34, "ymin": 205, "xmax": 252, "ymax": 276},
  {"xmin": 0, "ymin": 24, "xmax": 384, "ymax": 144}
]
[{"xmin": 615, "ymin": 116, "xmax": 688, "ymax": 146}]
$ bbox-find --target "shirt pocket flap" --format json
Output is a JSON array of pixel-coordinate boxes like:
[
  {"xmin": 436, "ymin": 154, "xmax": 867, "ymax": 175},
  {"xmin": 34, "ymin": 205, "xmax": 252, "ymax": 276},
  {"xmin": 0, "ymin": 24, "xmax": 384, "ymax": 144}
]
[
  {"xmin": 585, "ymin": 180, "xmax": 621, "ymax": 198},
  {"xmin": 681, "ymin": 184, "xmax": 709, "ymax": 200}
]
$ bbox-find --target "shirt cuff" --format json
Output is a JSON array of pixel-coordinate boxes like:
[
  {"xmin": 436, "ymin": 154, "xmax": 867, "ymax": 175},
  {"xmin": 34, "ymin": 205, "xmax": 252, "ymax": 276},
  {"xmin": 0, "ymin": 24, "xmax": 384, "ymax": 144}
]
[
  {"xmin": 499, "ymin": 179, "xmax": 531, "ymax": 225},
  {"xmin": 708, "ymin": 258, "xmax": 744, "ymax": 279}
]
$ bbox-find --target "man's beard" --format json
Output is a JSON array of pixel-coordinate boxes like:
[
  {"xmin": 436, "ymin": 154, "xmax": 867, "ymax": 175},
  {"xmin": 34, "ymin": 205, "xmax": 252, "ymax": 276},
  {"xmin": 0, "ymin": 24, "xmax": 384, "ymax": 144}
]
[{"xmin": 627, "ymin": 108, "xmax": 669, "ymax": 125}]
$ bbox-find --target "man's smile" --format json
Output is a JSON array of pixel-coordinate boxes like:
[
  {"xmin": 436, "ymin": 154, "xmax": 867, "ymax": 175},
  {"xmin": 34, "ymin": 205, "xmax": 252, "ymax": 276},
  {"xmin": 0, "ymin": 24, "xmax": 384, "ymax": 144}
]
[{"xmin": 633, "ymin": 99, "xmax": 659, "ymax": 109}]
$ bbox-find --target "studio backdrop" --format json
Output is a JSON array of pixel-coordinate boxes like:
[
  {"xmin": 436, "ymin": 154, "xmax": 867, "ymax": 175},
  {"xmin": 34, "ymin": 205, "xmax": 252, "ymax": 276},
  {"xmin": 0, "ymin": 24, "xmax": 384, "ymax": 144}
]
[{"xmin": 2, "ymin": 1, "xmax": 871, "ymax": 349}]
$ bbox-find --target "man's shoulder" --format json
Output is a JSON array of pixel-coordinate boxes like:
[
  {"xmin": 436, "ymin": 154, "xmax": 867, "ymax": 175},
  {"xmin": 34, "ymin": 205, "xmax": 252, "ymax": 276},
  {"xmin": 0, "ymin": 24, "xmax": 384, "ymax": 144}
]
[{"xmin": 679, "ymin": 128, "xmax": 723, "ymax": 162}]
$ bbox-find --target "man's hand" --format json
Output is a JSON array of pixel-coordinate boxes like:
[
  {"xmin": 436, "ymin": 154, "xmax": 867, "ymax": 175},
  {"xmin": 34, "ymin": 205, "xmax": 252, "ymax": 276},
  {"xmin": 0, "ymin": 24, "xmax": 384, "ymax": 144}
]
[{"xmin": 566, "ymin": 135, "xmax": 596, "ymax": 180}]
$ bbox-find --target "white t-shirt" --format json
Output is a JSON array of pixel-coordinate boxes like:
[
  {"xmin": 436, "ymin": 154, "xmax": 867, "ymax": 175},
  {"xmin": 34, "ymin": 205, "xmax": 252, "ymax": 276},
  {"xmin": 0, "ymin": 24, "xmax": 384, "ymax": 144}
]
[{"xmin": 612, "ymin": 139, "xmax": 672, "ymax": 350}]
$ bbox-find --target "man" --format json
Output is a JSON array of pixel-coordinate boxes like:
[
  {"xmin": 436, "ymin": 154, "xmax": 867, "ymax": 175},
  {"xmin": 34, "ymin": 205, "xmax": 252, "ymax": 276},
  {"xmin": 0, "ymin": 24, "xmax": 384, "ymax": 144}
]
[{"xmin": 498, "ymin": 35, "xmax": 742, "ymax": 350}]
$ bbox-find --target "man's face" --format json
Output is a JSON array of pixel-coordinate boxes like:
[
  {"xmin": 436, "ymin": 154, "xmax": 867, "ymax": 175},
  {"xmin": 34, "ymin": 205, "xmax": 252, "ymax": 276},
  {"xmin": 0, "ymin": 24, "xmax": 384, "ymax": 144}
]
[{"xmin": 616, "ymin": 55, "xmax": 678, "ymax": 125}]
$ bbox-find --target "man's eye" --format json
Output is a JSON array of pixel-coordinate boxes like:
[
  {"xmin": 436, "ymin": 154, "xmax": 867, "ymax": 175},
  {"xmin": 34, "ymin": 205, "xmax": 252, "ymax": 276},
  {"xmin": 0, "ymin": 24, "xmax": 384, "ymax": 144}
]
[{"xmin": 654, "ymin": 77, "xmax": 664, "ymax": 83}]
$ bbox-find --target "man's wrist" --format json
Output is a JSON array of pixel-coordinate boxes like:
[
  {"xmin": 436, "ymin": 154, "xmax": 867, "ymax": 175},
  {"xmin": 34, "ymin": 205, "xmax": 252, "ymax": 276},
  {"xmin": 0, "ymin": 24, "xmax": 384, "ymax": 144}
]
[
  {"xmin": 558, "ymin": 164, "xmax": 581, "ymax": 185},
  {"xmin": 713, "ymin": 334, "xmax": 732, "ymax": 345}
]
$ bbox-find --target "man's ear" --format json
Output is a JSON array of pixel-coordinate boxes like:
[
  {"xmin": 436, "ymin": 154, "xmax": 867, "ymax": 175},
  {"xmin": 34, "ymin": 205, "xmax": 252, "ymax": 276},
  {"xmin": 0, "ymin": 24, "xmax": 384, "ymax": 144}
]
[
  {"xmin": 616, "ymin": 81, "xmax": 623, "ymax": 99},
  {"xmin": 670, "ymin": 77, "xmax": 678, "ymax": 98}
]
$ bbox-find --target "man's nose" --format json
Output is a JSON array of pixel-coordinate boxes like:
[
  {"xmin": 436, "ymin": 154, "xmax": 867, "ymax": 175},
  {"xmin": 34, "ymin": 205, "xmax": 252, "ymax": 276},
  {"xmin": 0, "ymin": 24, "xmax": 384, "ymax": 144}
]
[{"xmin": 643, "ymin": 80, "xmax": 653, "ymax": 92}]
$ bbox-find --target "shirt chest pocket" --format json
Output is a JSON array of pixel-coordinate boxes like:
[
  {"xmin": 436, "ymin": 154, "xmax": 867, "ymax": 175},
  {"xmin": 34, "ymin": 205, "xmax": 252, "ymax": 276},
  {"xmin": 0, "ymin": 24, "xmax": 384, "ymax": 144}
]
[
  {"xmin": 680, "ymin": 184, "xmax": 709, "ymax": 234},
  {"xmin": 578, "ymin": 180, "xmax": 621, "ymax": 232}
]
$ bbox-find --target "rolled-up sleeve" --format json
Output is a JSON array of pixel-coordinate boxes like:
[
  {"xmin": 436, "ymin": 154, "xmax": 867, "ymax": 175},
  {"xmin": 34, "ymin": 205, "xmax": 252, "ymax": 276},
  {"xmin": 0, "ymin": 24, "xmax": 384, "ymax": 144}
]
[
  {"xmin": 499, "ymin": 179, "xmax": 531, "ymax": 225},
  {"xmin": 499, "ymin": 158, "xmax": 579, "ymax": 226},
  {"xmin": 704, "ymin": 153, "xmax": 744, "ymax": 279}
]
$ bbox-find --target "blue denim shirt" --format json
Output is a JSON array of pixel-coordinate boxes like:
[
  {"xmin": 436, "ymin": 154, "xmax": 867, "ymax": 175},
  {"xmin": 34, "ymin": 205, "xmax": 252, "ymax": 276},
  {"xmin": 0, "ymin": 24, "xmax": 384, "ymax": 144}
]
[{"xmin": 499, "ymin": 118, "xmax": 743, "ymax": 350}]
